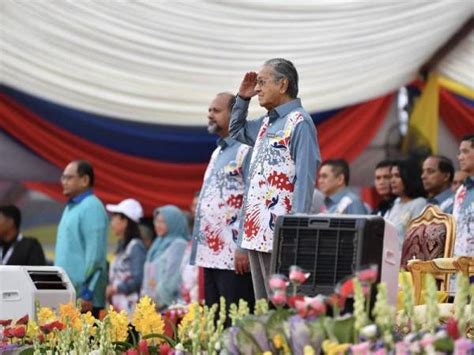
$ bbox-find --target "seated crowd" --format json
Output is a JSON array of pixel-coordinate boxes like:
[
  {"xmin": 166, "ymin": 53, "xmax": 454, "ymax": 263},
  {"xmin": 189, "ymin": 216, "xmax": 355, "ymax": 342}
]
[{"xmin": 0, "ymin": 134, "xmax": 472, "ymax": 317}]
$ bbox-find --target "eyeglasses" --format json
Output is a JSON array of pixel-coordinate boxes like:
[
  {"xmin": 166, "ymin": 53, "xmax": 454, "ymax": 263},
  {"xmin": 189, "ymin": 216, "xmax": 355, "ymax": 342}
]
[
  {"xmin": 256, "ymin": 79, "xmax": 269, "ymax": 87},
  {"xmin": 60, "ymin": 174, "xmax": 80, "ymax": 181}
]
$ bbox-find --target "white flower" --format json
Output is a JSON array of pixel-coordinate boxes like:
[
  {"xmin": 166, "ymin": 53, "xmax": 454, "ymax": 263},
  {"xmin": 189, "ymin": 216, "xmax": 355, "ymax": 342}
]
[{"xmin": 360, "ymin": 324, "xmax": 377, "ymax": 338}]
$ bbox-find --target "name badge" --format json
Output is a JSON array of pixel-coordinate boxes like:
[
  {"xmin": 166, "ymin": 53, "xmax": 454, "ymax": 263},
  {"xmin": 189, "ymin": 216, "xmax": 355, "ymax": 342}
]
[{"xmin": 266, "ymin": 133, "xmax": 275, "ymax": 138}]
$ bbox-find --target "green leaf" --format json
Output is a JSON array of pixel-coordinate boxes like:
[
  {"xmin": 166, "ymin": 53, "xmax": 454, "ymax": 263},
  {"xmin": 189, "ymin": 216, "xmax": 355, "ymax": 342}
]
[
  {"xmin": 19, "ymin": 348, "xmax": 35, "ymax": 355},
  {"xmin": 143, "ymin": 332, "xmax": 176, "ymax": 346},
  {"xmin": 325, "ymin": 315, "xmax": 355, "ymax": 344},
  {"xmin": 434, "ymin": 338, "xmax": 454, "ymax": 352}
]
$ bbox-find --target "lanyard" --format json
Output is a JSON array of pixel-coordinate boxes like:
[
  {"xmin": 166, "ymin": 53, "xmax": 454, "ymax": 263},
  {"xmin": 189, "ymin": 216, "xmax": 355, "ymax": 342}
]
[{"xmin": 1, "ymin": 233, "xmax": 23, "ymax": 265}]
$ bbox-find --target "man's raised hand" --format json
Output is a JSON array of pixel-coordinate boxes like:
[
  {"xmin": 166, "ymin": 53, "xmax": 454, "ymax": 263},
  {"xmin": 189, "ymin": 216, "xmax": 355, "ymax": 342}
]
[{"xmin": 238, "ymin": 72, "xmax": 258, "ymax": 99}]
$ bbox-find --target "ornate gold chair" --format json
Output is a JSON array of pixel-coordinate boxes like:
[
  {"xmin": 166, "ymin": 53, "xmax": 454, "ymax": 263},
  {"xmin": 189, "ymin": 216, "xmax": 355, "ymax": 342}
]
[
  {"xmin": 400, "ymin": 205, "xmax": 456, "ymax": 269},
  {"xmin": 407, "ymin": 256, "xmax": 474, "ymax": 305}
]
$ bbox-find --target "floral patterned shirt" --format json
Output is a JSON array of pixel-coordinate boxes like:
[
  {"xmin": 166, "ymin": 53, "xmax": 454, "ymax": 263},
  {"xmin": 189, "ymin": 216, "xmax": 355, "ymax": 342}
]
[
  {"xmin": 453, "ymin": 176, "xmax": 474, "ymax": 257},
  {"xmin": 230, "ymin": 97, "xmax": 320, "ymax": 252},
  {"xmin": 190, "ymin": 137, "xmax": 251, "ymax": 269}
]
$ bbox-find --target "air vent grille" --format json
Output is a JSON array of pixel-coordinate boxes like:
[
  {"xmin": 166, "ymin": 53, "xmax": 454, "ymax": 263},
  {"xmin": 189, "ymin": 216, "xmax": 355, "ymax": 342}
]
[{"xmin": 27, "ymin": 271, "xmax": 67, "ymax": 290}]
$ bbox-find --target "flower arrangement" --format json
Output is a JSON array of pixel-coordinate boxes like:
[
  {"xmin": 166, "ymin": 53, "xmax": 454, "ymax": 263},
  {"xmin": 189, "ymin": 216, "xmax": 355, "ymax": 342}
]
[{"xmin": 1, "ymin": 268, "xmax": 473, "ymax": 354}]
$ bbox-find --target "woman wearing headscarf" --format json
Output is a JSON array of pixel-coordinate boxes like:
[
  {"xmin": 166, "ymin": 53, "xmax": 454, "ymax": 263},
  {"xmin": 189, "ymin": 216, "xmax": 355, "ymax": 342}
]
[
  {"xmin": 385, "ymin": 159, "xmax": 426, "ymax": 246},
  {"xmin": 141, "ymin": 204, "xmax": 189, "ymax": 309},
  {"xmin": 105, "ymin": 198, "xmax": 146, "ymax": 314}
]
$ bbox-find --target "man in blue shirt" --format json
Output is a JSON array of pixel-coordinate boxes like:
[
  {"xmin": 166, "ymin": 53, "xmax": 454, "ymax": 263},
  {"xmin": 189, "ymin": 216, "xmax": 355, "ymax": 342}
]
[
  {"xmin": 230, "ymin": 58, "xmax": 320, "ymax": 299},
  {"xmin": 318, "ymin": 159, "xmax": 368, "ymax": 214},
  {"xmin": 421, "ymin": 155, "xmax": 455, "ymax": 213},
  {"xmin": 55, "ymin": 160, "xmax": 108, "ymax": 317},
  {"xmin": 190, "ymin": 92, "xmax": 254, "ymax": 310},
  {"xmin": 453, "ymin": 134, "xmax": 474, "ymax": 258}
]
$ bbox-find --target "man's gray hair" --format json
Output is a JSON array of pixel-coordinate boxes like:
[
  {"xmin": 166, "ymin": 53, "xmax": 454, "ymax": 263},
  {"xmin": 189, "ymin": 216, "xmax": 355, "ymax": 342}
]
[{"xmin": 264, "ymin": 58, "xmax": 299, "ymax": 98}]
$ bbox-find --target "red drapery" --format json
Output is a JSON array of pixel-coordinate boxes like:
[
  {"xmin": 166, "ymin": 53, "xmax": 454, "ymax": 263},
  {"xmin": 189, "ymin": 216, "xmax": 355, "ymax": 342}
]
[
  {"xmin": 318, "ymin": 95, "xmax": 393, "ymax": 161},
  {"xmin": 1, "ymin": 92, "xmax": 393, "ymax": 214},
  {"xmin": 439, "ymin": 88, "xmax": 474, "ymax": 140}
]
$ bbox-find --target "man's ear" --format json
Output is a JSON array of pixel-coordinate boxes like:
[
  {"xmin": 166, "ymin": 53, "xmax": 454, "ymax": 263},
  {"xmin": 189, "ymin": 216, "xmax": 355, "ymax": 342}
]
[
  {"xmin": 336, "ymin": 173, "xmax": 345, "ymax": 187},
  {"xmin": 79, "ymin": 174, "xmax": 90, "ymax": 188},
  {"xmin": 279, "ymin": 78, "xmax": 289, "ymax": 95}
]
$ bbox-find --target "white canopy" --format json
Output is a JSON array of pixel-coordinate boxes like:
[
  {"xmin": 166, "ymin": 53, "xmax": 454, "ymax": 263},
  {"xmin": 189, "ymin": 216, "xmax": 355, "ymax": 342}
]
[{"xmin": 1, "ymin": 1, "xmax": 472, "ymax": 126}]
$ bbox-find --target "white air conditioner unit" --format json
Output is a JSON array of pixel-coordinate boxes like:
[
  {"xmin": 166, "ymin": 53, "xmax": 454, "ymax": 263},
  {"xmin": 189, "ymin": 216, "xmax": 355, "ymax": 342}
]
[{"xmin": 0, "ymin": 266, "xmax": 75, "ymax": 320}]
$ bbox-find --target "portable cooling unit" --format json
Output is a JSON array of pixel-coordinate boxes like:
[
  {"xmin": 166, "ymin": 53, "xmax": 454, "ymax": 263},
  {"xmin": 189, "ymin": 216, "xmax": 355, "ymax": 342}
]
[
  {"xmin": 0, "ymin": 266, "xmax": 75, "ymax": 320},
  {"xmin": 271, "ymin": 214, "xmax": 400, "ymax": 305}
]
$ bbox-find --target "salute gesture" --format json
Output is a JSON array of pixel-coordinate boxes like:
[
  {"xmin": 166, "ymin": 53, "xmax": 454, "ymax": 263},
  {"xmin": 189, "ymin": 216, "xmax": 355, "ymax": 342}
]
[{"xmin": 238, "ymin": 72, "xmax": 258, "ymax": 99}]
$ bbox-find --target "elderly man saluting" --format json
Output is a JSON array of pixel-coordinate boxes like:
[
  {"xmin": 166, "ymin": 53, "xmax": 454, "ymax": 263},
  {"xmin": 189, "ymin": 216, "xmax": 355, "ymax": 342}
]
[{"xmin": 230, "ymin": 58, "xmax": 321, "ymax": 299}]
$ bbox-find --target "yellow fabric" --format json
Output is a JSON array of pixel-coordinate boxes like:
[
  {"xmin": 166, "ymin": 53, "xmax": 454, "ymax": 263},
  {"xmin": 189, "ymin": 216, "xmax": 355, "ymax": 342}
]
[
  {"xmin": 403, "ymin": 73, "xmax": 439, "ymax": 154},
  {"xmin": 397, "ymin": 272, "xmax": 448, "ymax": 310},
  {"xmin": 438, "ymin": 75, "xmax": 474, "ymax": 99}
]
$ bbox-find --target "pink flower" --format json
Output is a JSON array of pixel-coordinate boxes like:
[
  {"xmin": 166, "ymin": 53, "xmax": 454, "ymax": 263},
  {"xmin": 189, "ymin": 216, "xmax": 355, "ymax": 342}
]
[
  {"xmin": 0, "ymin": 319, "xmax": 12, "ymax": 327},
  {"xmin": 294, "ymin": 299, "xmax": 308, "ymax": 317},
  {"xmin": 3, "ymin": 328, "xmax": 12, "ymax": 338},
  {"xmin": 356, "ymin": 265, "xmax": 378, "ymax": 284},
  {"xmin": 338, "ymin": 279, "xmax": 354, "ymax": 298},
  {"xmin": 159, "ymin": 342, "xmax": 171, "ymax": 355},
  {"xmin": 138, "ymin": 339, "xmax": 149, "ymax": 354},
  {"xmin": 446, "ymin": 317, "xmax": 460, "ymax": 340},
  {"xmin": 270, "ymin": 291, "xmax": 287, "ymax": 307},
  {"xmin": 10, "ymin": 326, "xmax": 26, "ymax": 338},
  {"xmin": 268, "ymin": 274, "xmax": 289, "ymax": 291},
  {"xmin": 15, "ymin": 314, "xmax": 29, "ymax": 325},
  {"xmin": 372, "ymin": 349, "xmax": 386, "ymax": 355},
  {"xmin": 454, "ymin": 338, "xmax": 473, "ymax": 355},
  {"xmin": 420, "ymin": 334, "xmax": 436, "ymax": 348},
  {"xmin": 126, "ymin": 349, "xmax": 139, "ymax": 355},
  {"xmin": 351, "ymin": 341, "xmax": 370, "ymax": 355},
  {"xmin": 289, "ymin": 266, "xmax": 310, "ymax": 285},
  {"xmin": 395, "ymin": 341, "xmax": 409, "ymax": 355},
  {"xmin": 294, "ymin": 296, "xmax": 326, "ymax": 317}
]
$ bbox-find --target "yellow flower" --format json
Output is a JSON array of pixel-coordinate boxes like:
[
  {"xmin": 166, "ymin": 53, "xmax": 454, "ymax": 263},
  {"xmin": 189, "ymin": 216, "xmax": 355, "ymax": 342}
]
[
  {"xmin": 37, "ymin": 307, "xmax": 56, "ymax": 326},
  {"xmin": 177, "ymin": 303, "xmax": 207, "ymax": 343},
  {"xmin": 304, "ymin": 345, "xmax": 316, "ymax": 355},
  {"xmin": 273, "ymin": 334, "xmax": 284, "ymax": 349},
  {"xmin": 59, "ymin": 303, "xmax": 81, "ymax": 330},
  {"xmin": 80, "ymin": 311, "xmax": 97, "ymax": 336},
  {"xmin": 322, "ymin": 340, "xmax": 350, "ymax": 355},
  {"xmin": 107, "ymin": 306, "xmax": 129, "ymax": 342},
  {"xmin": 132, "ymin": 296, "xmax": 165, "ymax": 344},
  {"xmin": 26, "ymin": 320, "xmax": 40, "ymax": 339},
  {"xmin": 263, "ymin": 352, "xmax": 273, "ymax": 355}
]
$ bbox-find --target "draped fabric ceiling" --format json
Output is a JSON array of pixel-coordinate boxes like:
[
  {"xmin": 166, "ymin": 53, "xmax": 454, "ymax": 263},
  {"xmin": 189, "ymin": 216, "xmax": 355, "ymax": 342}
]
[{"xmin": 0, "ymin": 1, "xmax": 473, "ymax": 213}]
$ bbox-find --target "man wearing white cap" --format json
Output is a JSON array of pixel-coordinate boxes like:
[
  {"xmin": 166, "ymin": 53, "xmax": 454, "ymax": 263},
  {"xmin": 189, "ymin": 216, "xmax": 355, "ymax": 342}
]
[{"xmin": 105, "ymin": 198, "xmax": 146, "ymax": 314}]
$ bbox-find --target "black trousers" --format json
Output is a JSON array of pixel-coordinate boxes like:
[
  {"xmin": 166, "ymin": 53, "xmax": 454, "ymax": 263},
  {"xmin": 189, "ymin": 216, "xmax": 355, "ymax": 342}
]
[{"xmin": 204, "ymin": 268, "xmax": 255, "ymax": 313}]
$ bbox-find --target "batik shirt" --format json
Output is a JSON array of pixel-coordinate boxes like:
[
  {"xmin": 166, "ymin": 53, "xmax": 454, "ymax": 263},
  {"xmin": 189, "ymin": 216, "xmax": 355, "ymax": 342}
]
[
  {"xmin": 427, "ymin": 188, "xmax": 454, "ymax": 214},
  {"xmin": 453, "ymin": 176, "xmax": 474, "ymax": 257},
  {"xmin": 190, "ymin": 137, "xmax": 251, "ymax": 270},
  {"xmin": 323, "ymin": 188, "xmax": 368, "ymax": 215},
  {"xmin": 230, "ymin": 97, "xmax": 320, "ymax": 253}
]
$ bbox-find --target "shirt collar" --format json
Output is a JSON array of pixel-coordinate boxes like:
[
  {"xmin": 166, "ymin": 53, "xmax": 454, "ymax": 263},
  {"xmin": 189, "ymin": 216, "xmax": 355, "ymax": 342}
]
[
  {"xmin": 325, "ymin": 187, "xmax": 349, "ymax": 206},
  {"xmin": 463, "ymin": 176, "xmax": 474, "ymax": 190},
  {"xmin": 268, "ymin": 98, "xmax": 302, "ymax": 121},
  {"xmin": 429, "ymin": 188, "xmax": 453, "ymax": 204},
  {"xmin": 216, "ymin": 136, "xmax": 238, "ymax": 150},
  {"xmin": 69, "ymin": 189, "xmax": 93, "ymax": 204}
]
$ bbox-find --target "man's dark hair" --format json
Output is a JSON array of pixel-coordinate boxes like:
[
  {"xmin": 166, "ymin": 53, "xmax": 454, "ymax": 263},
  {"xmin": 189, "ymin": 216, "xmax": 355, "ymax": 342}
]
[
  {"xmin": 321, "ymin": 159, "xmax": 350, "ymax": 186},
  {"xmin": 393, "ymin": 159, "xmax": 425, "ymax": 198},
  {"xmin": 73, "ymin": 160, "xmax": 94, "ymax": 187},
  {"xmin": 264, "ymin": 58, "xmax": 299, "ymax": 98},
  {"xmin": 375, "ymin": 159, "xmax": 393, "ymax": 170},
  {"xmin": 461, "ymin": 134, "xmax": 474, "ymax": 148},
  {"xmin": 0, "ymin": 205, "xmax": 21, "ymax": 230},
  {"xmin": 430, "ymin": 155, "xmax": 455, "ymax": 183}
]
